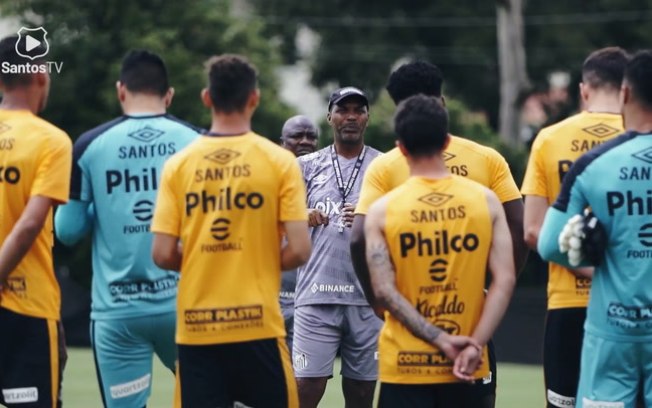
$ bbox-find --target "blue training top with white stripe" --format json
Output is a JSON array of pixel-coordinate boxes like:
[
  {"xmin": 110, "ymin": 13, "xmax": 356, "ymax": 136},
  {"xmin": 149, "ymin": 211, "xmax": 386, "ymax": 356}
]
[
  {"xmin": 58, "ymin": 113, "xmax": 199, "ymax": 320},
  {"xmin": 538, "ymin": 131, "xmax": 652, "ymax": 342}
]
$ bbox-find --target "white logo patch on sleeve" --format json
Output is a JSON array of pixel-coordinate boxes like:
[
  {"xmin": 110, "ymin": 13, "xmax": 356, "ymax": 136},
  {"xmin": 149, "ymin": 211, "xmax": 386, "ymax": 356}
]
[
  {"xmin": 547, "ymin": 389, "xmax": 575, "ymax": 407},
  {"xmin": 109, "ymin": 373, "xmax": 151, "ymax": 399},
  {"xmin": 582, "ymin": 397, "xmax": 625, "ymax": 408},
  {"xmin": 2, "ymin": 387, "xmax": 38, "ymax": 403}
]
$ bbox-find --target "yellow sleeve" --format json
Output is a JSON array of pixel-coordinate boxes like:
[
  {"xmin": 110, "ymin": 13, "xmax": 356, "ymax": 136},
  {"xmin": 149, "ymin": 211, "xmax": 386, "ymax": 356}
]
[
  {"xmin": 151, "ymin": 159, "xmax": 181, "ymax": 237},
  {"xmin": 31, "ymin": 132, "xmax": 72, "ymax": 203},
  {"xmin": 356, "ymin": 158, "xmax": 388, "ymax": 215},
  {"xmin": 487, "ymin": 149, "xmax": 522, "ymax": 203},
  {"xmin": 521, "ymin": 135, "xmax": 548, "ymax": 197},
  {"xmin": 279, "ymin": 156, "xmax": 308, "ymax": 222}
]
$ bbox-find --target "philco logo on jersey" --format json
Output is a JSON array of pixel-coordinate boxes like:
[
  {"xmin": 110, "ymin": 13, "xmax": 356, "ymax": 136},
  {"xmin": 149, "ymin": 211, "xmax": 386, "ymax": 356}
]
[
  {"xmin": 0, "ymin": 166, "xmax": 20, "ymax": 184},
  {"xmin": 399, "ymin": 230, "xmax": 479, "ymax": 257},
  {"xmin": 127, "ymin": 126, "xmax": 164, "ymax": 143},
  {"xmin": 185, "ymin": 188, "xmax": 264, "ymax": 216},
  {"xmin": 106, "ymin": 167, "xmax": 158, "ymax": 194},
  {"xmin": 606, "ymin": 190, "xmax": 652, "ymax": 216}
]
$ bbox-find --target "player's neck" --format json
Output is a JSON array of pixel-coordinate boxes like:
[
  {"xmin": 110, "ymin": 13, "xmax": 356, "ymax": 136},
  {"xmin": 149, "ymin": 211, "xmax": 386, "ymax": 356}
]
[
  {"xmin": 333, "ymin": 141, "xmax": 364, "ymax": 159},
  {"xmin": 0, "ymin": 92, "xmax": 38, "ymax": 113},
  {"xmin": 407, "ymin": 155, "xmax": 450, "ymax": 179},
  {"xmin": 121, "ymin": 96, "xmax": 167, "ymax": 116},
  {"xmin": 209, "ymin": 113, "xmax": 251, "ymax": 136},
  {"xmin": 623, "ymin": 108, "xmax": 652, "ymax": 133},
  {"xmin": 584, "ymin": 92, "xmax": 621, "ymax": 114}
]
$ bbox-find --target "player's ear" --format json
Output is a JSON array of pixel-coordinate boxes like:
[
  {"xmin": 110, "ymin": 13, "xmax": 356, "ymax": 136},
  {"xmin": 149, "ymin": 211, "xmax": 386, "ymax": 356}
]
[
  {"xmin": 397, "ymin": 140, "xmax": 409, "ymax": 157},
  {"xmin": 442, "ymin": 133, "xmax": 452, "ymax": 150},
  {"xmin": 248, "ymin": 88, "xmax": 260, "ymax": 111},
  {"xmin": 201, "ymin": 88, "xmax": 213, "ymax": 108},
  {"xmin": 116, "ymin": 81, "xmax": 127, "ymax": 103},
  {"xmin": 440, "ymin": 95, "xmax": 446, "ymax": 107},
  {"xmin": 620, "ymin": 83, "xmax": 630, "ymax": 106},
  {"xmin": 579, "ymin": 82, "xmax": 589, "ymax": 103},
  {"xmin": 164, "ymin": 87, "xmax": 175, "ymax": 108}
]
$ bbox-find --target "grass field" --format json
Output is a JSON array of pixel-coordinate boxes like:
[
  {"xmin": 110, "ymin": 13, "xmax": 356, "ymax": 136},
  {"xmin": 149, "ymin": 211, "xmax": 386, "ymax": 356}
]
[{"xmin": 58, "ymin": 347, "xmax": 544, "ymax": 407}]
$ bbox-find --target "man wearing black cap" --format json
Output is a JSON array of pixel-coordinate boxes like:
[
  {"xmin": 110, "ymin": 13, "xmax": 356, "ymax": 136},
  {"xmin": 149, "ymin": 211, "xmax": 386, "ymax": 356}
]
[{"xmin": 293, "ymin": 87, "xmax": 382, "ymax": 408}]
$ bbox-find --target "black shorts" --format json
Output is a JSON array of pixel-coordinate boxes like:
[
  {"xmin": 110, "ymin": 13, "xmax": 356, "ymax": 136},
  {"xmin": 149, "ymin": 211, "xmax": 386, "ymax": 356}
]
[
  {"xmin": 543, "ymin": 307, "xmax": 586, "ymax": 407},
  {"xmin": 378, "ymin": 381, "xmax": 495, "ymax": 408},
  {"xmin": 178, "ymin": 337, "xmax": 297, "ymax": 408},
  {"xmin": 0, "ymin": 307, "xmax": 62, "ymax": 408}
]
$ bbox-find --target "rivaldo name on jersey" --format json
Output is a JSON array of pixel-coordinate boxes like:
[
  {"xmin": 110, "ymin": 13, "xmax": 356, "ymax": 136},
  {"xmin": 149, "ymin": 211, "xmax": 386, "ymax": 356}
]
[{"xmin": 379, "ymin": 176, "xmax": 492, "ymax": 384}]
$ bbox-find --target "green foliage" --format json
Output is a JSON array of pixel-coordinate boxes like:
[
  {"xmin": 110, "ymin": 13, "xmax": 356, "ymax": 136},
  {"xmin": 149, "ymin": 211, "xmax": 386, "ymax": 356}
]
[
  {"xmin": 250, "ymin": 0, "xmax": 652, "ymax": 140},
  {"xmin": 2, "ymin": 0, "xmax": 293, "ymax": 138},
  {"xmin": 1, "ymin": 0, "xmax": 295, "ymax": 286}
]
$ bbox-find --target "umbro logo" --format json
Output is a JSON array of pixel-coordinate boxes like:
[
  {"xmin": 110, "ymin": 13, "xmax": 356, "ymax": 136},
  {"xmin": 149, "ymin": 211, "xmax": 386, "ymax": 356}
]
[
  {"xmin": 204, "ymin": 148, "xmax": 241, "ymax": 165},
  {"xmin": 443, "ymin": 151, "xmax": 455, "ymax": 161},
  {"xmin": 0, "ymin": 122, "xmax": 10, "ymax": 134},
  {"xmin": 128, "ymin": 126, "xmax": 164, "ymax": 143},
  {"xmin": 582, "ymin": 123, "xmax": 619, "ymax": 139},
  {"xmin": 418, "ymin": 192, "xmax": 454, "ymax": 208},
  {"xmin": 631, "ymin": 146, "xmax": 652, "ymax": 164}
]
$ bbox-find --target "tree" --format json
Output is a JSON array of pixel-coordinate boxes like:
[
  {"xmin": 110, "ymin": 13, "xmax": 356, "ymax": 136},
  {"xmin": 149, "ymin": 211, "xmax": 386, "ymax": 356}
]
[
  {"xmin": 250, "ymin": 0, "xmax": 652, "ymax": 145},
  {"xmin": 497, "ymin": 0, "xmax": 530, "ymax": 145},
  {"xmin": 1, "ymin": 0, "xmax": 293, "ymax": 139},
  {"xmin": 0, "ymin": 0, "xmax": 295, "ymax": 289}
]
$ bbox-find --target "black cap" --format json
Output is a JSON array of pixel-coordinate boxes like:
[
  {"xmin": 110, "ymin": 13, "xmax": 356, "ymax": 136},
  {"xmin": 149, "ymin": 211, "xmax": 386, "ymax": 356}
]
[{"xmin": 328, "ymin": 86, "xmax": 369, "ymax": 111}]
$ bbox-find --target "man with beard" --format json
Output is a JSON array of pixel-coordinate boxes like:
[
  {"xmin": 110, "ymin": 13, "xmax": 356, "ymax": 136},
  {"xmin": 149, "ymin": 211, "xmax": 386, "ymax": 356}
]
[{"xmin": 293, "ymin": 87, "xmax": 382, "ymax": 408}]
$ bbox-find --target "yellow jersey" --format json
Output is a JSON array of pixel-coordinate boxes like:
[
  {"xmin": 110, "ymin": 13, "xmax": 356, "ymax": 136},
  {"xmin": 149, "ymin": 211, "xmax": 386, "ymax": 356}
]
[
  {"xmin": 521, "ymin": 111, "xmax": 623, "ymax": 309},
  {"xmin": 151, "ymin": 132, "xmax": 308, "ymax": 345},
  {"xmin": 380, "ymin": 176, "xmax": 492, "ymax": 384},
  {"xmin": 0, "ymin": 109, "xmax": 72, "ymax": 320},
  {"xmin": 356, "ymin": 135, "xmax": 521, "ymax": 215}
]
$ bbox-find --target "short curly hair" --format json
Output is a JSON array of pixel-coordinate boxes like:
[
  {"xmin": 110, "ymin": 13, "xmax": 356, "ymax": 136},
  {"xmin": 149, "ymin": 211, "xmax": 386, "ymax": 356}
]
[{"xmin": 386, "ymin": 61, "xmax": 443, "ymax": 105}]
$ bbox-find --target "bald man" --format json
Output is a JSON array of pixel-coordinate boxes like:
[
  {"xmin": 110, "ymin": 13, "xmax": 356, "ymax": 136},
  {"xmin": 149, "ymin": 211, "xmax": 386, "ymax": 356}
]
[
  {"xmin": 279, "ymin": 115, "xmax": 321, "ymax": 353},
  {"xmin": 281, "ymin": 115, "xmax": 320, "ymax": 157}
]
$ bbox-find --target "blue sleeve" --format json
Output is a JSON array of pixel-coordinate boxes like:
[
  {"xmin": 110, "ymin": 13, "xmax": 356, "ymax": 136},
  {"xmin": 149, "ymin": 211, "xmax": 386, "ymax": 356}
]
[{"xmin": 55, "ymin": 199, "xmax": 93, "ymax": 246}]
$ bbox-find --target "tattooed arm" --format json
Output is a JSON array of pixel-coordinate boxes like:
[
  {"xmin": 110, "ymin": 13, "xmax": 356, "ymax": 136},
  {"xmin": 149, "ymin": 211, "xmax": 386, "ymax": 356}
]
[{"xmin": 364, "ymin": 196, "xmax": 479, "ymax": 361}]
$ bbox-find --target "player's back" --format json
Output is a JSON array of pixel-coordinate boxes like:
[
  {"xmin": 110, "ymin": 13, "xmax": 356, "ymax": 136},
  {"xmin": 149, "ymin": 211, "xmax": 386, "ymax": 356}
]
[
  {"xmin": 72, "ymin": 114, "xmax": 199, "ymax": 319},
  {"xmin": 522, "ymin": 111, "xmax": 623, "ymax": 310},
  {"xmin": 156, "ymin": 132, "xmax": 306, "ymax": 345},
  {"xmin": 0, "ymin": 109, "xmax": 71, "ymax": 319},
  {"xmin": 379, "ymin": 175, "xmax": 493, "ymax": 384},
  {"xmin": 356, "ymin": 136, "xmax": 520, "ymax": 215},
  {"xmin": 557, "ymin": 132, "xmax": 652, "ymax": 341}
]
